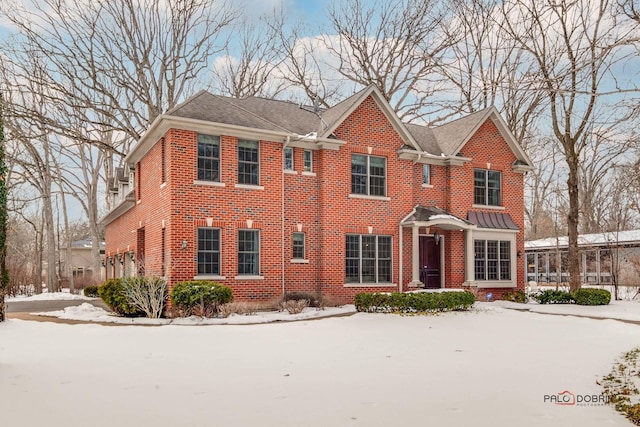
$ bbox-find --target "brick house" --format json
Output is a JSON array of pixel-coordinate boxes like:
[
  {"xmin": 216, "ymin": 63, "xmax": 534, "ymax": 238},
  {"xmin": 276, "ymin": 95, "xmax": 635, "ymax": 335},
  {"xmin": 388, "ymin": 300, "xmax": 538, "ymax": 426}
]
[{"xmin": 101, "ymin": 85, "xmax": 533, "ymax": 302}]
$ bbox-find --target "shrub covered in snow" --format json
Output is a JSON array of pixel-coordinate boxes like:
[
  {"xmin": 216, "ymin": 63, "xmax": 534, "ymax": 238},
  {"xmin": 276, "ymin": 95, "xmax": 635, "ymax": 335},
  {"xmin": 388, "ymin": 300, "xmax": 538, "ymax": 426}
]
[
  {"xmin": 170, "ymin": 281, "xmax": 233, "ymax": 317},
  {"xmin": 573, "ymin": 288, "xmax": 611, "ymax": 306},
  {"xmin": 354, "ymin": 291, "xmax": 475, "ymax": 313},
  {"xmin": 529, "ymin": 289, "xmax": 575, "ymax": 304},
  {"xmin": 97, "ymin": 279, "xmax": 145, "ymax": 317}
]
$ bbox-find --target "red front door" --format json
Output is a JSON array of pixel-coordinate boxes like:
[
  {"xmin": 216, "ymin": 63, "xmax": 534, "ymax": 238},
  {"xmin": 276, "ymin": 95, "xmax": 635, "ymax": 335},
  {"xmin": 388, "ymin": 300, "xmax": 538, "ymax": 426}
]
[{"xmin": 419, "ymin": 236, "xmax": 441, "ymax": 288}]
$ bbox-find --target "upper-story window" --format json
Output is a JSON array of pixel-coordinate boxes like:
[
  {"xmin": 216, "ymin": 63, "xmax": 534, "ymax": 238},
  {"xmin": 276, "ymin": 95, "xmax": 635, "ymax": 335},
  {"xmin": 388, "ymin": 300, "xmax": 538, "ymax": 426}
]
[
  {"xmin": 422, "ymin": 164, "xmax": 430, "ymax": 185},
  {"xmin": 238, "ymin": 140, "xmax": 259, "ymax": 185},
  {"xmin": 292, "ymin": 232, "xmax": 305, "ymax": 259},
  {"xmin": 351, "ymin": 154, "xmax": 386, "ymax": 196},
  {"xmin": 303, "ymin": 150, "xmax": 313, "ymax": 172},
  {"xmin": 474, "ymin": 169, "xmax": 501, "ymax": 206},
  {"xmin": 284, "ymin": 147, "xmax": 294, "ymax": 171},
  {"xmin": 197, "ymin": 134, "xmax": 220, "ymax": 182}
]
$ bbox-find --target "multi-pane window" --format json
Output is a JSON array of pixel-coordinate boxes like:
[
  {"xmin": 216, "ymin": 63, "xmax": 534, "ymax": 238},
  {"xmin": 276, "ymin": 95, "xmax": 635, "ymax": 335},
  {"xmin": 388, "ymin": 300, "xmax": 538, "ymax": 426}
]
[
  {"xmin": 303, "ymin": 150, "xmax": 313, "ymax": 172},
  {"xmin": 238, "ymin": 140, "xmax": 259, "ymax": 185},
  {"xmin": 197, "ymin": 228, "xmax": 220, "ymax": 275},
  {"xmin": 474, "ymin": 169, "xmax": 501, "ymax": 206},
  {"xmin": 422, "ymin": 164, "xmax": 430, "ymax": 185},
  {"xmin": 345, "ymin": 235, "xmax": 392, "ymax": 283},
  {"xmin": 238, "ymin": 230, "xmax": 259, "ymax": 275},
  {"xmin": 197, "ymin": 134, "xmax": 220, "ymax": 182},
  {"xmin": 284, "ymin": 147, "xmax": 294, "ymax": 171},
  {"xmin": 292, "ymin": 232, "xmax": 305, "ymax": 259},
  {"xmin": 474, "ymin": 239, "xmax": 511, "ymax": 281},
  {"xmin": 351, "ymin": 154, "xmax": 386, "ymax": 196}
]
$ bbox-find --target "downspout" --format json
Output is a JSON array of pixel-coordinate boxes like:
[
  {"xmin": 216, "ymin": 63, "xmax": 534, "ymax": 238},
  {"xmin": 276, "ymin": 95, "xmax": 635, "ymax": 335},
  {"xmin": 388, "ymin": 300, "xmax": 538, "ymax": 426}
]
[{"xmin": 281, "ymin": 136, "xmax": 290, "ymax": 298}]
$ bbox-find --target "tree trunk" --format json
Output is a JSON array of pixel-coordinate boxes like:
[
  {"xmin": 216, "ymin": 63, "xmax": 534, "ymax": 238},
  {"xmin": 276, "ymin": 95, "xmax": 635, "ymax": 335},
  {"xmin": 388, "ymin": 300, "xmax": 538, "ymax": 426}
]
[
  {"xmin": 566, "ymin": 153, "xmax": 581, "ymax": 291},
  {"xmin": 42, "ymin": 191, "xmax": 58, "ymax": 292}
]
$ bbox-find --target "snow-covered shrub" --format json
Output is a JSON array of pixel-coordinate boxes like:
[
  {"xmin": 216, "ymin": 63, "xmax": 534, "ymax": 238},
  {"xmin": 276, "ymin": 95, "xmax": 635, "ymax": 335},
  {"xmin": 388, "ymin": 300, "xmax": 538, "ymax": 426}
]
[
  {"xmin": 121, "ymin": 277, "xmax": 167, "ymax": 319},
  {"xmin": 573, "ymin": 288, "xmax": 611, "ymax": 305},
  {"xmin": 170, "ymin": 281, "xmax": 233, "ymax": 318},
  {"xmin": 354, "ymin": 291, "xmax": 475, "ymax": 313},
  {"xmin": 502, "ymin": 290, "xmax": 528, "ymax": 303},
  {"xmin": 280, "ymin": 299, "xmax": 309, "ymax": 314},
  {"xmin": 529, "ymin": 289, "xmax": 575, "ymax": 304},
  {"xmin": 83, "ymin": 286, "xmax": 99, "ymax": 298},
  {"xmin": 97, "ymin": 279, "xmax": 144, "ymax": 317}
]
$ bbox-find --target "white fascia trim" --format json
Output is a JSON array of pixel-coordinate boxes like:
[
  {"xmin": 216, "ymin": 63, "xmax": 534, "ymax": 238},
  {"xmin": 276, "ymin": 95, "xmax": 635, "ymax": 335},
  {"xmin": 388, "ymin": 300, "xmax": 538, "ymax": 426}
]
[
  {"xmin": 126, "ymin": 115, "xmax": 347, "ymax": 165},
  {"xmin": 100, "ymin": 199, "xmax": 135, "ymax": 226}
]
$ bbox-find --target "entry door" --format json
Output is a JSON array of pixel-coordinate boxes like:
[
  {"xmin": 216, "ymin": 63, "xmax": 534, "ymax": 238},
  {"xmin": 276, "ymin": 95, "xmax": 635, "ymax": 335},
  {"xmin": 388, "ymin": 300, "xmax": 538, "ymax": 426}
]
[{"xmin": 419, "ymin": 236, "xmax": 441, "ymax": 288}]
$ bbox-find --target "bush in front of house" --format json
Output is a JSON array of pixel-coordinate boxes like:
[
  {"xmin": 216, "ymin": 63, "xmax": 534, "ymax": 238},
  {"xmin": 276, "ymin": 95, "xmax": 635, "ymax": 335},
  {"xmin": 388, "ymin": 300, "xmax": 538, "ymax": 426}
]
[
  {"xmin": 573, "ymin": 288, "xmax": 611, "ymax": 306},
  {"xmin": 502, "ymin": 290, "xmax": 528, "ymax": 303},
  {"xmin": 97, "ymin": 278, "xmax": 145, "ymax": 316},
  {"xmin": 83, "ymin": 285, "xmax": 100, "ymax": 298},
  {"xmin": 530, "ymin": 289, "xmax": 575, "ymax": 304},
  {"xmin": 354, "ymin": 291, "xmax": 475, "ymax": 313},
  {"xmin": 170, "ymin": 281, "xmax": 233, "ymax": 317},
  {"xmin": 121, "ymin": 276, "xmax": 168, "ymax": 319}
]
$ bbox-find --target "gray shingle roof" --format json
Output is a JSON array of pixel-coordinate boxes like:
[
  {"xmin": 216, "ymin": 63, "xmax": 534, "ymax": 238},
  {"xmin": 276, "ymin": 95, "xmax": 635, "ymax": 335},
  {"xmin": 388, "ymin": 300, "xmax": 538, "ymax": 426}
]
[{"xmin": 166, "ymin": 89, "xmax": 500, "ymax": 157}]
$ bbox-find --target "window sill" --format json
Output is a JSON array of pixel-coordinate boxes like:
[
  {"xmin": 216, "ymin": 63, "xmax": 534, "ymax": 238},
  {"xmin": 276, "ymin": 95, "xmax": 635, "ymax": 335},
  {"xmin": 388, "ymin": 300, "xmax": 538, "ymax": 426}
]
[
  {"xmin": 235, "ymin": 184, "xmax": 264, "ymax": 190},
  {"xmin": 474, "ymin": 281, "xmax": 515, "ymax": 289},
  {"xmin": 284, "ymin": 170, "xmax": 298, "ymax": 175},
  {"xmin": 194, "ymin": 180, "xmax": 225, "ymax": 187},
  {"xmin": 234, "ymin": 275, "xmax": 264, "ymax": 280},
  {"xmin": 472, "ymin": 204, "xmax": 505, "ymax": 210},
  {"xmin": 343, "ymin": 283, "xmax": 397, "ymax": 288},
  {"xmin": 348, "ymin": 194, "xmax": 391, "ymax": 201},
  {"xmin": 421, "ymin": 183, "xmax": 433, "ymax": 188},
  {"xmin": 290, "ymin": 259, "xmax": 309, "ymax": 264},
  {"xmin": 194, "ymin": 275, "xmax": 226, "ymax": 281},
  {"xmin": 301, "ymin": 171, "xmax": 316, "ymax": 177}
]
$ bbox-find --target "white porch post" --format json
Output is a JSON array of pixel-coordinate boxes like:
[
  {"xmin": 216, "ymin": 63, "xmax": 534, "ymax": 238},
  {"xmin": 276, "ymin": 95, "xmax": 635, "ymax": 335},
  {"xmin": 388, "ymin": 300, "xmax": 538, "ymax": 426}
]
[
  {"xmin": 410, "ymin": 225, "xmax": 422, "ymax": 286},
  {"xmin": 465, "ymin": 228, "xmax": 475, "ymax": 284}
]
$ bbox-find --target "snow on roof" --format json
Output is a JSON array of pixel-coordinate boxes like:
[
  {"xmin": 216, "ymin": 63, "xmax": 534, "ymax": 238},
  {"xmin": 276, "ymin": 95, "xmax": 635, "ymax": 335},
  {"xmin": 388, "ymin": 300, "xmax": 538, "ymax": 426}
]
[{"xmin": 525, "ymin": 229, "xmax": 640, "ymax": 250}]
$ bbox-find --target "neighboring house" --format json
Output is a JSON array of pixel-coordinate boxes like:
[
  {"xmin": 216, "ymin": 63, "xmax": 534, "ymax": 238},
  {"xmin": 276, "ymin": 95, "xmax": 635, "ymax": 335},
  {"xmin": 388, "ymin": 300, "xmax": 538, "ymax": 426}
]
[
  {"xmin": 59, "ymin": 239, "xmax": 106, "ymax": 281},
  {"xmin": 525, "ymin": 230, "xmax": 640, "ymax": 286},
  {"xmin": 101, "ymin": 85, "xmax": 532, "ymax": 302}
]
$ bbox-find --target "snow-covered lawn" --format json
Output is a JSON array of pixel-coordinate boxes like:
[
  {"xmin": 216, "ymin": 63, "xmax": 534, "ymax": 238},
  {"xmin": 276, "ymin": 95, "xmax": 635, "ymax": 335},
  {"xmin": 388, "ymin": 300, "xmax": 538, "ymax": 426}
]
[
  {"xmin": 2, "ymin": 304, "xmax": 639, "ymax": 426},
  {"xmin": 6, "ymin": 290, "xmax": 94, "ymax": 302}
]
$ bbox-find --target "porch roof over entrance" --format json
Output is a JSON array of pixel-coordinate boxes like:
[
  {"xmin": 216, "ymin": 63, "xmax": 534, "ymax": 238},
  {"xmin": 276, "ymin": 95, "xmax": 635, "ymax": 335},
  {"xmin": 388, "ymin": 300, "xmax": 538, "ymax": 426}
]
[{"xmin": 401, "ymin": 206, "xmax": 476, "ymax": 230}]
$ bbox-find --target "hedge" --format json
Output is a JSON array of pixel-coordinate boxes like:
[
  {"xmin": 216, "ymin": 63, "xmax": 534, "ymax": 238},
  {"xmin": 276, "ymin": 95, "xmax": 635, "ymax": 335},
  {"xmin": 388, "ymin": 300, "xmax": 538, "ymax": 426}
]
[
  {"xmin": 170, "ymin": 281, "xmax": 233, "ymax": 317},
  {"xmin": 97, "ymin": 279, "xmax": 145, "ymax": 317},
  {"xmin": 83, "ymin": 285, "xmax": 99, "ymax": 298},
  {"xmin": 355, "ymin": 291, "xmax": 475, "ymax": 313},
  {"xmin": 573, "ymin": 288, "xmax": 611, "ymax": 306},
  {"xmin": 530, "ymin": 289, "xmax": 575, "ymax": 304},
  {"xmin": 502, "ymin": 290, "xmax": 527, "ymax": 303}
]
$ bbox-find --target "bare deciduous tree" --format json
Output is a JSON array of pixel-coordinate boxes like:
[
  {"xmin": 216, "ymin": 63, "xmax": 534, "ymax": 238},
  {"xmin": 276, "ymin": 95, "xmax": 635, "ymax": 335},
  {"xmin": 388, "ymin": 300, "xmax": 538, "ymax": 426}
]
[{"xmin": 501, "ymin": 0, "xmax": 640, "ymax": 290}]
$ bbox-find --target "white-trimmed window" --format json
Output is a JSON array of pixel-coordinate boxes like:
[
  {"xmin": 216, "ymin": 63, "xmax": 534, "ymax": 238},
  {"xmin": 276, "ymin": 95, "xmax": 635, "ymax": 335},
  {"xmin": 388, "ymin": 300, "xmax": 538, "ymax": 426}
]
[
  {"xmin": 293, "ymin": 232, "xmax": 305, "ymax": 259},
  {"xmin": 238, "ymin": 230, "xmax": 260, "ymax": 275},
  {"xmin": 346, "ymin": 234, "xmax": 392, "ymax": 283},
  {"xmin": 303, "ymin": 150, "xmax": 313, "ymax": 172},
  {"xmin": 197, "ymin": 228, "xmax": 221, "ymax": 275},
  {"xmin": 284, "ymin": 147, "xmax": 294, "ymax": 171},
  {"xmin": 351, "ymin": 154, "xmax": 386, "ymax": 196},
  {"xmin": 197, "ymin": 134, "xmax": 220, "ymax": 182},
  {"xmin": 238, "ymin": 140, "xmax": 259, "ymax": 185},
  {"xmin": 474, "ymin": 239, "xmax": 511, "ymax": 281},
  {"xmin": 422, "ymin": 164, "xmax": 430, "ymax": 185},
  {"xmin": 474, "ymin": 169, "xmax": 501, "ymax": 206}
]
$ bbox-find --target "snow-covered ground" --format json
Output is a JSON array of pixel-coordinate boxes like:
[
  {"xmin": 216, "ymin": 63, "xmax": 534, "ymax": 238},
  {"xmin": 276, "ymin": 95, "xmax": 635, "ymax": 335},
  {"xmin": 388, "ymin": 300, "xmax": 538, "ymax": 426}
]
[
  {"xmin": 6, "ymin": 290, "xmax": 94, "ymax": 302},
  {"xmin": 2, "ymin": 303, "xmax": 640, "ymax": 426}
]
